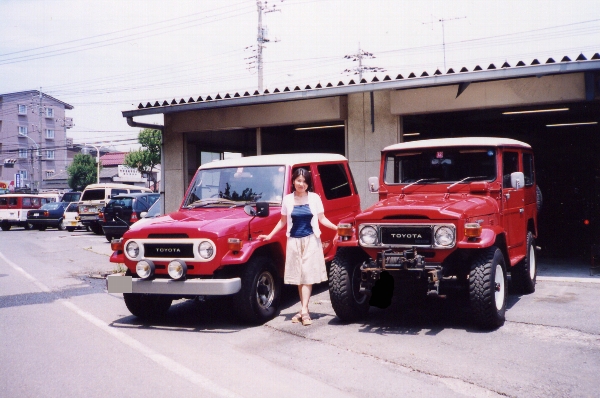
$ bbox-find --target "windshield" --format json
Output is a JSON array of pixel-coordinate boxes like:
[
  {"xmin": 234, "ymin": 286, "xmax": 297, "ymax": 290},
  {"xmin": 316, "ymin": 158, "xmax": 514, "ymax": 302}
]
[
  {"xmin": 384, "ymin": 147, "xmax": 497, "ymax": 184},
  {"xmin": 183, "ymin": 165, "xmax": 285, "ymax": 207}
]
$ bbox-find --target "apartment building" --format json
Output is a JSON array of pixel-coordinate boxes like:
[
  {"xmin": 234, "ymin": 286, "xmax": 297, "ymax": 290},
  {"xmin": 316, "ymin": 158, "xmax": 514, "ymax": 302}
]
[{"xmin": 0, "ymin": 90, "xmax": 73, "ymax": 191}]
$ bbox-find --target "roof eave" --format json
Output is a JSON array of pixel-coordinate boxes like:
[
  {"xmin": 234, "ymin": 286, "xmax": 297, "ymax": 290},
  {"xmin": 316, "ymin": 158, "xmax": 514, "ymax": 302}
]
[{"xmin": 122, "ymin": 60, "xmax": 600, "ymax": 118}]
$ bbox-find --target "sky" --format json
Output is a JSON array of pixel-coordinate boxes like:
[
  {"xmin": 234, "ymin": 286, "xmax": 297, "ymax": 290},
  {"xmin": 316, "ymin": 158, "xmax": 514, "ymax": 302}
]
[{"xmin": 1, "ymin": 0, "xmax": 600, "ymax": 152}]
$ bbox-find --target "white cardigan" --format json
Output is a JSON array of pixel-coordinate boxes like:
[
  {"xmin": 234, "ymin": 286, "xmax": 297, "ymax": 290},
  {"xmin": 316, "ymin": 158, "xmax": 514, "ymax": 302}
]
[{"xmin": 281, "ymin": 192, "xmax": 325, "ymax": 238}]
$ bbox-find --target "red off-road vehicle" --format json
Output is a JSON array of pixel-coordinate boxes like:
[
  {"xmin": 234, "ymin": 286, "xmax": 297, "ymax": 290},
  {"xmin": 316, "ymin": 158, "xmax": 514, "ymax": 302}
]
[
  {"xmin": 329, "ymin": 137, "xmax": 540, "ymax": 329},
  {"xmin": 107, "ymin": 153, "xmax": 361, "ymax": 323}
]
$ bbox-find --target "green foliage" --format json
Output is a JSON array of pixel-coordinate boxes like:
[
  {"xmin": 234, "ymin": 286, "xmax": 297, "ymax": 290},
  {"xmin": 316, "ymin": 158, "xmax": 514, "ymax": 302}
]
[
  {"xmin": 125, "ymin": 128, "xmax": 161, "ymax": 192},
  {"xmin": 67, "ymin": 154, "xmax": 99, "ymax": 191}
]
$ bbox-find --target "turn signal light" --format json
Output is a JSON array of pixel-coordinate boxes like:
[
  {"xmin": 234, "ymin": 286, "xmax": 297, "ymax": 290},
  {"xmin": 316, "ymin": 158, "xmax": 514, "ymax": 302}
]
[
  {"xmin": 110, "ymin": 238, "xmax": 123, "ymax": 251},
  {"xmin": 98, "ymin": 211, "xmax": 104, "ymax": 222},
  {"xmin": 228, "ymin": 238, "xmax": 243, "ymax": 252},
  {"xmin": 464, "ymin": 223, "xmax": 482, "ymax": 238},
  {"xmin": 337, "ymin": 223, "xmax": 353, "ymax": 237},
  {"xmin": 44, "ymin": 211, "xmax": 49, "ymax": 217}
]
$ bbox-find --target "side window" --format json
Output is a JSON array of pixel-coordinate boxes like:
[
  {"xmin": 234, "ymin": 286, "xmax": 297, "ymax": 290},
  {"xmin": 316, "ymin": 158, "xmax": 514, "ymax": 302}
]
[
  {"xmin": 523, "ymin": 153, "xmax": 534, "ymax": 187},
  {"xmin": 9, "ymin": 198, "xmax": 18, "ymax": 206},
  {"xmin": 502, "ymin": 151, "xmax": 519, "ymax": 188},
  {"xmin": 23, "ymin": 198, "xmax": 31, "ymax": 207},
  {"xmin": 31, "ymin": 197, "xmax": 40, "ymax": 206},
  {"xmin": 111, "ymin": 189, "xmax": 127, "ymax": 197},
  {"xmin": 317, "ymin": 163, "xmax": 352, "ymax": 200},
  {"xmin": 0, "ymin": 198, "xmax": 6, "ymax": 206},
  {"xmin": 129, "ymin": 189, "xmax": 143, "ymax": 193}
]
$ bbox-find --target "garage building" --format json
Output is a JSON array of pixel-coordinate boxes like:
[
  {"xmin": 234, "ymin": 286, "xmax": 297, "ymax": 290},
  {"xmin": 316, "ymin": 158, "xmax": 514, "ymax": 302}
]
[{"xmin": 123, "ymin": 53, "xmax": 600, "ymax": 259}]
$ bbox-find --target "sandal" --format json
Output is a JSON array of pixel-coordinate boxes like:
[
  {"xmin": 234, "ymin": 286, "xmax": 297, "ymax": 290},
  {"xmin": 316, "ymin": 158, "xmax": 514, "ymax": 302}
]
[
  {"xmin": 301, "ymin": 313, "xmax": 312, "ymax": 326},
  {"xmin": 291, "ymin": 312, "xmax": 302, "ymax": 323}
]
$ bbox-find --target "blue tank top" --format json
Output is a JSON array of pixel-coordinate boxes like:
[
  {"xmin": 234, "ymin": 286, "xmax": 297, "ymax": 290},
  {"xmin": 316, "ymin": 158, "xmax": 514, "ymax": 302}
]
[{"xmin": 289, "ymin": 204, "xmax": 313, "ymax": 238}]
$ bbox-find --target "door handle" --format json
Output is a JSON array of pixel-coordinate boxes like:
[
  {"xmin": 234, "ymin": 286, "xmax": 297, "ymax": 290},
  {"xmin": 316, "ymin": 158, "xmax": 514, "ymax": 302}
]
[
  {"xmin": 504, "ymin": 193, "xmax": 510, "ymax": 200},
  {"xmin": 519, "ymin": 208, "xmax": 524, "ymax": 213}
]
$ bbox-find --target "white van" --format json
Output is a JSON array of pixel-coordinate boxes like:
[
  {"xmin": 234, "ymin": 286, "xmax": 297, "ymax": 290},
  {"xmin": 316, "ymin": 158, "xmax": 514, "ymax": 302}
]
[{"xmin": 78, "ymin": 183, "xmax": 151, "ymax": 234}]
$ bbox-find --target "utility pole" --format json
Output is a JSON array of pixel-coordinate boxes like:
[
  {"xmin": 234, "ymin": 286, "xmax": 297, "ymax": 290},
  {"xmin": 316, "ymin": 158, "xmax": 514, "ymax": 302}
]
[
  {"xmin": 252, "ymin": 1, "xmax": 283, "ymax": 92},
  {"xmin": 343, "ymin": 44, "xmax": 385, "ymax": 81},
  {"xmin": 423, "ymin": 16, "xmax": 466, "ymax": 71}
]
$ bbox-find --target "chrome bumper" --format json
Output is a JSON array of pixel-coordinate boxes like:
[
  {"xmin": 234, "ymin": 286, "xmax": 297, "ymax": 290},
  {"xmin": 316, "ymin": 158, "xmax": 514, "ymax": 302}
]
[{"xmin": 106, "ymin": 275, "xmax": 241, "ymax": 295}]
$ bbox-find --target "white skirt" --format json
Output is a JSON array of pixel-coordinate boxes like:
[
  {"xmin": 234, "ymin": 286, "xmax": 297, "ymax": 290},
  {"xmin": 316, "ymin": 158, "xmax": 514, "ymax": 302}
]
[{"xmin": 284, "ymin": 234, "xmax": 328, "ymax": 285}]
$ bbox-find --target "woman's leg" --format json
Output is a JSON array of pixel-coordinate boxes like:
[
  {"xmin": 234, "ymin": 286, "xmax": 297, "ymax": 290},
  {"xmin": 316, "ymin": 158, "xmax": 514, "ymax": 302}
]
[{"xmin": 299, "ymin": 284, "xmax": 313, "ymax": 314}]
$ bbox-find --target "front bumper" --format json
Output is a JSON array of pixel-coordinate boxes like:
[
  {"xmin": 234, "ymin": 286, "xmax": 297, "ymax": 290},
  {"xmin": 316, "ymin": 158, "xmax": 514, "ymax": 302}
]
[
  {"xmin": 101, "ymin": 223, "xmax": 128, "ymax": 237},
  {"xmin": 27, "ymin": 218, "xmax": 60, "ymax": 226},
  {"xmin": 106, "ymin": 275, "xmax": 241, "ymax": 295}
]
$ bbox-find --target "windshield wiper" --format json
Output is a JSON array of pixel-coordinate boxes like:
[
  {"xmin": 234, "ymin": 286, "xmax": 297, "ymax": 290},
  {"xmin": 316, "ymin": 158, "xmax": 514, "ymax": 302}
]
[
  {"xmin": 401, "ymin": 178, "xmax": 439, "ymax": 194},
  {"xmin": 186, "ymin": 198, "xmax": 239, "ymax": 208},
  {"xmin": 447, "ymin": 176, "xmax": 487, "ymax": 193}
]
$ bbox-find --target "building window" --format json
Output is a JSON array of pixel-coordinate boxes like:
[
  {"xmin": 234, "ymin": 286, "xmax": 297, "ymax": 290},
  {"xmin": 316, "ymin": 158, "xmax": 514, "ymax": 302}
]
[
  {"xmin": 45, "ymin": 170, "xmax": 55, "ymax": 178},
  {"xmin": 45, "ymin": 107, "xmax": 54, "ymax": 118},
  {"xmin": 46, "ymin": 150, "xmax": 55, "ymax": 160},
  {"xmin": 18, "ymin": 126, "xmax": 28, "ymax": 136},
  {"xmin": 46, "ymin": 129, "xmax": 55, "ymax": 139},
  {"xmin": 18, "ymin": 149, "xmax": 28, "ymax": 158},
  {"xmin": 18, "ymin": 104, "xmax": 27, "ymax": 115}
]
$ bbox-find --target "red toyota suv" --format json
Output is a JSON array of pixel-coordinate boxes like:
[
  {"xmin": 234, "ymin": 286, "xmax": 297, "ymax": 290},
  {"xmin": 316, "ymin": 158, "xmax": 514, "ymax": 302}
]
[
  {"xmin": 108, "ymin": 153, "xmax": 361, "ymax": 323},
  {"xmin": 329, "ymin": 137, "xmax": 540, "ymax": 329}
]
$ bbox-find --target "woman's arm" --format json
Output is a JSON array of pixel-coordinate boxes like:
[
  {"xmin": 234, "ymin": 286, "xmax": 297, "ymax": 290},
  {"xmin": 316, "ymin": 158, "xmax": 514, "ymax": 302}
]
[
  {"xmin": 257, "ymin": 214, "xmax": 287, "ymax": 240},
  {"xmin": 318, "ymin": 213, "xmax": 338, "ymax": 231}
]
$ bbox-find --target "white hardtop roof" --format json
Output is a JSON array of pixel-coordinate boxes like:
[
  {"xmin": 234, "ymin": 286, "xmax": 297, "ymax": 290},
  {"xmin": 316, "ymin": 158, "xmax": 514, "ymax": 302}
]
[
  {"xmin": 199, "ymin": 153, "xmax": 347, "ymax": 170},
  {"xmin": 0, "ymin": 194, "xmax": 45, "ymax": 197},
  {"xmin": 383, "ymin": 137, "xmax": 531, "ymax": 152},
  {"xmin": 83, "ymin": 183, "xmax": 151, "ymax": 190}
]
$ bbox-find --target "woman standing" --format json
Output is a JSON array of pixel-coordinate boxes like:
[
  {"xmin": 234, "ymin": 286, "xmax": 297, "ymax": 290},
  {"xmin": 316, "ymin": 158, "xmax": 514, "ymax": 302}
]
[{"xmin": 258, "ymin": 168, "xmax": 338, "ymax": 326}]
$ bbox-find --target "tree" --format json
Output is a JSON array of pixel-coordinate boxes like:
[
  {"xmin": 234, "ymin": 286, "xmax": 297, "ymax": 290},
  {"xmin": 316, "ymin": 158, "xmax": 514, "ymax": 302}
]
[
  {"xmin": 124, "ymin": 129, "xmax": 161, "ymax": 192},
  {"xmin": 67, "ymin": 154, "xmax": 98, "ymax": 191}
]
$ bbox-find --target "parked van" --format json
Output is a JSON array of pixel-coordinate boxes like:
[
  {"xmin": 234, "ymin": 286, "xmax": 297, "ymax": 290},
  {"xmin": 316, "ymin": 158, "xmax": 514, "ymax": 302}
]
[
  {"xmin": 61, "ymin": 191, "xmax": 82, "ymax": 203},
  {"xmin": 78, "ymin": 183, "xmax": 152, "ymax": 234},
  {"xmin": 0, "ymin": 194, "xmax": 45, "ymax": 231}
]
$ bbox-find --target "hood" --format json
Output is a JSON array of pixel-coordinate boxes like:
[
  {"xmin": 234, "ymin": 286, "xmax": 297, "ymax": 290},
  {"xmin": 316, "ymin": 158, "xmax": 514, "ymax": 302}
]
[
  {"xmin": 359, "ymin": 193, "xmax": 499, "ymax": 221},
  {"xmin": 126, "ymin": 207, "xmax": 252, "ymax": 238}
]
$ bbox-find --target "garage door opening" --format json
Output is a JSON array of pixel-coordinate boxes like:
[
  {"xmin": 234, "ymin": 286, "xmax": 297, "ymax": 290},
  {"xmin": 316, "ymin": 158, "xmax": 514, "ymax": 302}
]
[
  {"xmin": 261, "ymin": 124, "xmax": 345, "ymax": 155},
  {"xmin": 403, "ymin": 102, "xmax": 600, "ymax": 259}
]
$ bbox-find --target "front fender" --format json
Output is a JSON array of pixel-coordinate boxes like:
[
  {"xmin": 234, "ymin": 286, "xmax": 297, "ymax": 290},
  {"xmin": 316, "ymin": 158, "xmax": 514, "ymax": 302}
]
[
  {"xmin": 110, "ymin": 251, "xmax": 125, "ymax": 264},
  {"xmin": 220, "ymin": 236, "xmax": 285, "ymax": 265},
  {"xmin": 456, "ymin": 226, "xmax": 502, "ymax": 249}
]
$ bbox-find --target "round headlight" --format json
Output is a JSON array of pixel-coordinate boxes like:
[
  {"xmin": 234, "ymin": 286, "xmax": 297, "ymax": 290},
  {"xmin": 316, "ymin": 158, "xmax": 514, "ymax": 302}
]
[
  {"xmin": 359, "ymin": 226, "xmax": 378, "ymax": 246},
  {"xmin": 198, "ymin": 241, "xmax": 214, "ymax": 259},
  {"xmin": 435, "ymin": 226, "xmax": 455, "ymax": 247},
  {"xmin": 168, "ymin": 260, "xmax": 187, "ymax": 280},
  {"xmin": 126, "ymin": 241, "xmax": 140, "ymax": 258},
  {"xmin": 136, "ymin": 260, "xmax": 155, "ymax": 279}
]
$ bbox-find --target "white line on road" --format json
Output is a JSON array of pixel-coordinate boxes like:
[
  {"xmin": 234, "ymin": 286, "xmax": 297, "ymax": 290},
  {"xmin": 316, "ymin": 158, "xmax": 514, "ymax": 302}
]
[
  {"xmin": 537, "ymin": 276, "xmax": 600, "ymax": 284},
  {"xmin": 0, "ymin": 250, "xmax": 242, "ymax": 398}
]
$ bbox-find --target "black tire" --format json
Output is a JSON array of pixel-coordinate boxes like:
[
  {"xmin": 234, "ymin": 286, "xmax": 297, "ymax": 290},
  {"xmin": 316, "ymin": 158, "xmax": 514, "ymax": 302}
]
[
  {"xmin": 329, "ymin": 247, "xmax": 370, "ymax": 322},
  {"xmin": 105, "ymin": 235, "xmax": 113, "ymax": 242},
  {"xmin": 469, "ymin": 246, "xmax": 507, "ymax": 329},
  {"xmin": 66, "ymin": 227, "xmax": 75, "ymax": 232},
  {"xmin": 38, "ymin": 226, "xmax": 47, "ymax": 231},
  {"xmin": 123, "ymin": 293, "xmax": 172, "ymax": 319},
  {"xmin": 57, "ymin": 219, "xmax": 66, "ymax": 231},
  {"xmin": 511, "ymin": 232, "xmax": 536, "ymax": 294},
  {"xmin": 233, "ymin": 256, "xmax": 281, "ymax": 324},
  {"xmin": 536, "ymin": 185, "xmax": 543, "ymax": 214},
  {"xmin": 24, "ymin": 222, "xmax": 34, "ymax": 230},
  {"xmin": 1, "ymin": 223, "xmax": 11, "ymax": 231},
  {"xmin": 90, "ymin": 223, "xmax": 102, "ymax": 235}
]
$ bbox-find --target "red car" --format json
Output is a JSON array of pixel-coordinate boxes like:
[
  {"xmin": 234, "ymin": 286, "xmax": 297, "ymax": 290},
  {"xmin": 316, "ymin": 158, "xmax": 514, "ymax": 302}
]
[
  {"xmin": 329, "ymin": 137, "xmax": 540, "ymax": 329},
  {"xmin": 108, "ymin": 154, "xmax": 361, "ymax": 323}
]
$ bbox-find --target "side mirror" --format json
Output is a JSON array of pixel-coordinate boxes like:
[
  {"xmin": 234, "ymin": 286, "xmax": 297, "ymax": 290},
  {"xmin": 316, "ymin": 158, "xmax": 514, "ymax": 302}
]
[
  {"xmin": 140, "ymin": 212, "xmax": 148, "ymax": 218},
  {"xmin": 510, "ymin": 172, "xmax": 525, "ymax": 190},
  {"xmin": 244, "ymin": 202, "xmax": 270, "ymax": 217},
  {"xmin": 368, "ymin": 177, "xmax": 379, "ymax": 193}
]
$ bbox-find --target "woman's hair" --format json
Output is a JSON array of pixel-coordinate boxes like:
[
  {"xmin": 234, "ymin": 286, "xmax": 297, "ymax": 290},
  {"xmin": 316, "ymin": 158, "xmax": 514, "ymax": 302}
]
[{"xmin": 291, "ymin": 168, "xmax": 312, "ymax": 192}]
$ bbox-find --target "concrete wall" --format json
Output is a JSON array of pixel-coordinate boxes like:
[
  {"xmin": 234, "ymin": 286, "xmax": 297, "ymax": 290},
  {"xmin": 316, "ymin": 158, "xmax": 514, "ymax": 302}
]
[
  {"xmin": 163, "ymin": 113, "xmax": 186, "ymax": 213},
  {"xmin": 390, "ymin": 73, "xmax": 585, "ymax": 115},
  {"xmin": 347, "ymin": 90, "xmax": 400, "ymax": 210}
]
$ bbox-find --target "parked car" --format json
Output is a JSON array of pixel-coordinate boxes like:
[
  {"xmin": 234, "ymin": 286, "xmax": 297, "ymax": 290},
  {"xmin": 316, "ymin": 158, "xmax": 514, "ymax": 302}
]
[
  {"xmin": 329, "ymin": 137, "xmax": 540, "ymax": 330},
  {"xmin": 27, "ymin": 202, "xmax": 70, "ymax": 231},
  {"xmin": 0, "ymin": 194, "xmax": 45, "ymax": 231},
  {"xmin": 78, "ymin": 183, "xmax": 152, "ymax": 235},
  {"xmin": 107, "ymin": 153, "xmax": 361, "ymax": 323},
  {"xmin": 100, "ymin": 193, "xmax": 160, "ymax": 242},
  {"xmin": 62, "ymin": 202, "xmax": 85, "ymax": 232}
]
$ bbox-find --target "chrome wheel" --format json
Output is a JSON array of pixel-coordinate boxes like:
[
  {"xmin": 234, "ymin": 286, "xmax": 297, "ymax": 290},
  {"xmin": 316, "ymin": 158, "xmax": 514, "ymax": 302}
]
[{"xmin": 255, "ymin": 270, "xmax": 275, "ymax": 310}]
